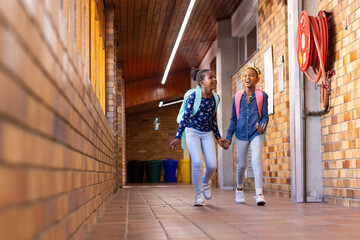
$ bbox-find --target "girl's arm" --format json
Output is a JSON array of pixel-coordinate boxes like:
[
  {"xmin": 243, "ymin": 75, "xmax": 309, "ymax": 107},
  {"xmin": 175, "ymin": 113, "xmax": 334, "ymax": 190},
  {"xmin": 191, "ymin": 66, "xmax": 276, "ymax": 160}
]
[
  {"xmin": 169, "ymin": 138, "xmax": 180, "ymax": 150},
  {"xmin": 212, "ymin": 113, "xmax": 230, "ymax": 149},
  {"xmin": 211, "ymin": 113, "xmax": 221, "ymax": 139},
  {"xmin": 175, "ymin": 92, "xmax": 195, "ymax": 139},
  {"xmin": 211, "ymin": 97, "xmax": 231, "ymax": 149},
  {"xmin": 225, "ymin": 96, "xmax": 237, "ymax": 141}
]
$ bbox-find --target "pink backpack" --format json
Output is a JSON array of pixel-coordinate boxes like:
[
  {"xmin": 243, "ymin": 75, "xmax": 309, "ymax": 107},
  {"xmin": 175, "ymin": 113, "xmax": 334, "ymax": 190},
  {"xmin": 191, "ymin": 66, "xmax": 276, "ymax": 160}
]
[{"xmin": 235, "ymin": 89, "xmax": 263, "ymax": 118}]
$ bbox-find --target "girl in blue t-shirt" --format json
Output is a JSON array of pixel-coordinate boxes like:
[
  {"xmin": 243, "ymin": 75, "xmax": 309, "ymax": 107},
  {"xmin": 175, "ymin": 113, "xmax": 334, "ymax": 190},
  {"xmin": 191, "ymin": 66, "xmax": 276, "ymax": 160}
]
[
  {"xmin": 225, "ymin": 66, "xmax": 269, "ymax": 206},
  {"xmin": 169, "ymin": 69, "xmax": 228, "ymax": 206}
]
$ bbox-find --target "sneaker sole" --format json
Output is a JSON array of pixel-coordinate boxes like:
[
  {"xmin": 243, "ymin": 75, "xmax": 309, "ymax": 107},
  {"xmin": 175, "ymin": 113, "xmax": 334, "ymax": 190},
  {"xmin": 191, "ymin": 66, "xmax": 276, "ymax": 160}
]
[
  {"xmin": 257, "ymin": 201, "xmax": 266, "ymax": 206},
  {"xmin": 194, "ymin": 203, "xmax": 205, "ymax": 206},
  {"xmin": 236, "ymin": 201, "xmax": 245, "ymax": 204}
]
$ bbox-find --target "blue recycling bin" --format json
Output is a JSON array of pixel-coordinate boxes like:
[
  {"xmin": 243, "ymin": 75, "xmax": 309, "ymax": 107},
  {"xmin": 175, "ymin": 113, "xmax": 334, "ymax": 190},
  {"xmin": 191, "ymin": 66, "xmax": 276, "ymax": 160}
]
[{"xmin": 163, "ymin": 159, "xmax": 179, "ymax": 183}]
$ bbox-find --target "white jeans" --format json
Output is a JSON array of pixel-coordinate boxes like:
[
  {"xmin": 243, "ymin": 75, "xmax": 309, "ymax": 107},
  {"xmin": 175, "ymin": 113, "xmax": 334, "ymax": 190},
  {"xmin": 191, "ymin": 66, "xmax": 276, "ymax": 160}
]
[
  {"xmin": 235, "ymin": 134, "xmax": 264, "ymax": 195},
  {"xmin": 185, "ymin": 128, "xmax": 217, "ymax": 196}
]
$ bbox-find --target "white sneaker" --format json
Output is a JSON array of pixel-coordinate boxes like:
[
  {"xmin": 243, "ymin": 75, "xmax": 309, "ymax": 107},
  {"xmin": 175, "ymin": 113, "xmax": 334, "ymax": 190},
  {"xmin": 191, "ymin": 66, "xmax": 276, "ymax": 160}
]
[
  {"xmin": 255, "ymin": 194, "xmax": 266, "ymax": 206},
  {"xmin": 194, "ymin": 194, "xmax": 205, "ymax": 206},
  {"xmin": 203, "ymin": 183, "xmax": 212, "ymax": 200},
  {"xmin": 236, "ymin": 190, "xmax": 245, "ymax": 203}
]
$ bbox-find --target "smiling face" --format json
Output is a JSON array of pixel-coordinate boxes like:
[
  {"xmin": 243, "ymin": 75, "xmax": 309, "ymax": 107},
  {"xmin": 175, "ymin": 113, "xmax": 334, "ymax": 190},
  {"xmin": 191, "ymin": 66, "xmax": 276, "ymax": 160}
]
[
  {"xmin": 200, "ymin": 71, "xmax": 217, "ymax": 91},
  {"xmin": 242, "ymin": 68, "xmax": 259, "ymax": 90}
]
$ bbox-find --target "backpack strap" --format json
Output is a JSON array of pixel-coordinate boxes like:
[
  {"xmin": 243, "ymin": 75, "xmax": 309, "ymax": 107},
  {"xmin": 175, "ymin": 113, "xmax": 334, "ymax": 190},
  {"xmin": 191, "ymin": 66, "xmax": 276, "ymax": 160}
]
[
  {"xmin": 235, "ymin": 90, "xmax": 244, "ymax": 119},
  {"xmin": 254, "ymin": 89, "xmax": 263, "ymax": 118},
  {"xmin": 212, "ymin": 92, "xmax": 219, "ymax": 112},
  {"xmin": 180, "ymin": 86, "xmax": 201, "ymax": 150},
  {"xmin": 181, "ymin": 132, "xmax": 185, "ymax": 150},
  {"xmin": 192, "ymin": 86, "xmax": 202, "ymax": 117},
  {"xmin": 177, "ymin": 87, "xmax": 199, "ymax": 123}
]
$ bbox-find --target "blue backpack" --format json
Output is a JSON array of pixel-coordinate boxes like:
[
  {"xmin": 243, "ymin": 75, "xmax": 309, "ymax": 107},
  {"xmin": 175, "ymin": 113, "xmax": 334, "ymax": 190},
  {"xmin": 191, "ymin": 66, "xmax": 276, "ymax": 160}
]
[{"xmin": 177, "ymin": 86, "xmax": 220, "ymax": 149}]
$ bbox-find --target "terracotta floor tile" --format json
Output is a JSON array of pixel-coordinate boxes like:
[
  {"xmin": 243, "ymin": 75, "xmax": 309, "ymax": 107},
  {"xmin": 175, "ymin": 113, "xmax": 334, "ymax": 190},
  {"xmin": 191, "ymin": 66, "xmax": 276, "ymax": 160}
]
[
  {"xmin": 170, "ymin": 237, "xmax": 210, "ymax": 240},
  {"xmin": 87, "ymin": 184, "xmax": 360, "ymax": 240},
  {"xmin": 166, "ymin": 230, "xmax": 208, "ymax": 238}
]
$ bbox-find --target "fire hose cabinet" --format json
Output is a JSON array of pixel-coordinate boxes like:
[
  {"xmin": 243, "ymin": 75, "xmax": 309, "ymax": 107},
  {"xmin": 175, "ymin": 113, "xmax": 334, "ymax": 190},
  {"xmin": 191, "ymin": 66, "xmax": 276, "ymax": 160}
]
[{"xmin": 297, "ymin": 10, "xmax": 334, "ymax": 109}]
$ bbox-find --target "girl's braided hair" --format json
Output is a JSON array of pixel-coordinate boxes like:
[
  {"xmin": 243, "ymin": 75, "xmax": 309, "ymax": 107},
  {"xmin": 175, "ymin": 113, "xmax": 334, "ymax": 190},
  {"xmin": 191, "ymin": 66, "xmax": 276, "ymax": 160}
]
[{"xmin": 191, "ymin": 68, "xmax": 210, "ymax": 85}]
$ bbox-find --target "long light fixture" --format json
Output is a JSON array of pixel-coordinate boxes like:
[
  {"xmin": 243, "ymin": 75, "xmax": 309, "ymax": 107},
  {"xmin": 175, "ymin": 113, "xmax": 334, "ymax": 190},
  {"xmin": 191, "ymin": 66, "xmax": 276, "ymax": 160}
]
[
  {"xmin": 161, "ymin": 0, "xmax": 196, "ymax": 85},
  {"xmin": 159, "ymin": 99, "xmax": 183, "ymax": 107}
]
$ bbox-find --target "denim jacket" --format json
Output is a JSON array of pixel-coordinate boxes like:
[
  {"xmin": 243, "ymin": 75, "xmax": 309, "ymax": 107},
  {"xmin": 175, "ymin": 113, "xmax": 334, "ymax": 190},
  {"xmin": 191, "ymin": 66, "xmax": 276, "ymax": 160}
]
[{"xmin": 226, "ymin": 91, "xmax": 269, "ymax": 142}]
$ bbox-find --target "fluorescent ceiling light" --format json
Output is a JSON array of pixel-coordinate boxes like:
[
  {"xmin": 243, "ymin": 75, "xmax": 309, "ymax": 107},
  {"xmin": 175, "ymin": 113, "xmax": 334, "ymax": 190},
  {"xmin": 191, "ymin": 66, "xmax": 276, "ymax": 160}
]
[
  {"xmin": 159, "ymin": 99, "xmax": 183, "ymax": 107},
  {"xmin": 161, "ymin": 0, "xmax": 196, "ymax": 85}
]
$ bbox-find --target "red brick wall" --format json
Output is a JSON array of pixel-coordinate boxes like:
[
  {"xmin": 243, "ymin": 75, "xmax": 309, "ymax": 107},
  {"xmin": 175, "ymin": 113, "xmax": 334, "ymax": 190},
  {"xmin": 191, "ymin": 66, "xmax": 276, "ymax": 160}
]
[
  {"xmin": 0, "ymin": 1, "xmax": 116, "ymax": 239},
  {"xmin": 105, "ymin": 7, "xmax": 126, "ymax": 188},
  {"xmin": 126, "ymin": 104, "xmax": 183, "ymax": 162},
  {"xmin": 319, "ymin": 0, "xmax": 360, "ymax": 208}
]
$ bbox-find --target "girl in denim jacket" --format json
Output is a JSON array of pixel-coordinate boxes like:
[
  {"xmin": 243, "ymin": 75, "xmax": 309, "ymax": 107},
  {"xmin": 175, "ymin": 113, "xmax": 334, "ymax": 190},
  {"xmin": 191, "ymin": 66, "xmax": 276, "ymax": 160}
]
[{"xmin": 225, "ymin": 66, "xmax": 269, "ymax": 206}]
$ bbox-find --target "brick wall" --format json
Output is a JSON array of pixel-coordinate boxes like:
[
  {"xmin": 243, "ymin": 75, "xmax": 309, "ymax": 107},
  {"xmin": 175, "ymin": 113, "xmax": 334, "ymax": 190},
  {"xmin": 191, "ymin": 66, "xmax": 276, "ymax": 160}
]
[
  {"xmin": 231, "ymin": 0, "xmax": 291, "ymax": 197},
  {"xmin": 319, "ymin": 0, "xmax": 360, "ymax": 208},
  {"xmin": 106, "ymin": 7, "xmax": 116, "ymax": 131},
  {"xmin": 116, "ymin": 63, "xmax": 126, "ymax": 186},
  {"xmin": 126, "ymin": 104, "xmax": 183, "ymax": 162},
  {"xmin": 105, "ymin": 7, "xmax": 126, "ymax": 188},
  {"xmin": 0, "ymin": 1, "xmax": 116, "ymax": 239},
  {"xmin": 105, "ymin": 7, "xmax": 117, "ymax": 190}
]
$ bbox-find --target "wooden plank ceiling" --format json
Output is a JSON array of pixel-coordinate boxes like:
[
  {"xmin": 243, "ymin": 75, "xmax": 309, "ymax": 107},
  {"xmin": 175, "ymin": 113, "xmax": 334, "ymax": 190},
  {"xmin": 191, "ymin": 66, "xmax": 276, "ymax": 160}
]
[{"xmin": 105, "ymin": 0, "xmax": 242, "ymax": 114}]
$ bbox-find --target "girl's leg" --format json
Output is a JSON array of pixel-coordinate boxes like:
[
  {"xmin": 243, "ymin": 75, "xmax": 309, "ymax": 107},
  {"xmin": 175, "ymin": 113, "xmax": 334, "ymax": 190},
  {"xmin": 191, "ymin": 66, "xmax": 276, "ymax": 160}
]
[
  {"xmin": 235, "ymin": 138, "xmax": 249, "ymax": 189},
  {"xmin": 250, "ymin": 134, "xmax": 264, "ymax": 195},
  {"xmin": 185, "ymin": 128, "xmax": 203, "ymax": 196},
  {"xmin": 201, "ymin": 131, "xmax": 217, "ymax": 184}
]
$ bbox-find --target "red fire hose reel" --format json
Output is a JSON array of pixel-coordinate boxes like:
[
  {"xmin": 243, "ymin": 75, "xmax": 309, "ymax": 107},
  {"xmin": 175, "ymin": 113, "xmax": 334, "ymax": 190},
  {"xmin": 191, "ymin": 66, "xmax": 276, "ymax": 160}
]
[{"xmin": 297, "ymin": 10, "xmax": 334, "ymax": 108}]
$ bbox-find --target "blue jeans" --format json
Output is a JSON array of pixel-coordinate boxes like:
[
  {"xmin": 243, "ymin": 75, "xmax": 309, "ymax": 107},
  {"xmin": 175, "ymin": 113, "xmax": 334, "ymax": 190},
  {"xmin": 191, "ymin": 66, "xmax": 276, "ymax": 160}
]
[
  {"xmin": 235, "ymin": 134, "xmax": 264, "ymax": 195},
  {"xmin": 185, "ymin": 128, "xmax": 217, "ymax": 196}
]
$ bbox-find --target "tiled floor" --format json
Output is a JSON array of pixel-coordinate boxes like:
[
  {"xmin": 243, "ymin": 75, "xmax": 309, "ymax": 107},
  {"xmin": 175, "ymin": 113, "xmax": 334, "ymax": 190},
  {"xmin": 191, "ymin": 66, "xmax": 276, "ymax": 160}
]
[{"xmin": 87, "ymin": 184, "xmax": 360, "ymax": 240}]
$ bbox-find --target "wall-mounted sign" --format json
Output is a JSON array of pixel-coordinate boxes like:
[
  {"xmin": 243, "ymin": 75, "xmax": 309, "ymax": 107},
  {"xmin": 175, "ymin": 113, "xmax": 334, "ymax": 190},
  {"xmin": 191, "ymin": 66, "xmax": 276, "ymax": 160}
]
[
  {"xmin": 153, "ymin": 117, "xmax": 160, "ymax": 130},
  {"xmin": 264, "ymin": 45, "xmax": 274, "ymax": 115},
  {"xmin": 278, "ymin": 55, "xmax": 284, "ymax": 92}
]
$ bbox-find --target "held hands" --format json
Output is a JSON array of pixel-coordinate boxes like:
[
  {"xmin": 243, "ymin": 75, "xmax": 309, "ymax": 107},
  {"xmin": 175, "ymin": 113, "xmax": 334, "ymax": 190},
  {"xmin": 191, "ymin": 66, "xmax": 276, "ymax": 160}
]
[
  {"xmin": 217, "ymin": 138, "xmax": 231, "ymax": 150},
  {"xmin": 169, "ymin": 138, "xmax": 180, "ymax": 150},
  {"xmin": 256, "ymin": 122, "xmax": 266, "ymax": 134},
  {"xmin": 170, "ymin": 137, "xmax": 231, "ymax": 150}
]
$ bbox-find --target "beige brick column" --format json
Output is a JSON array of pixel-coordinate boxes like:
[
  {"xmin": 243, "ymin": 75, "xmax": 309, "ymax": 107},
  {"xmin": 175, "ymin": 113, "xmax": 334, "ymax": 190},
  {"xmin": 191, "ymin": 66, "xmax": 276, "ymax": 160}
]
[
  {"xmin": 106, "ymin": 6, "xmax": 121, "ymax": 188},
  {"xmin": 106, "ymin": 6, "xmax": 116, "ymax": 130},
  {"xmin": 116, "ymin": 62, "xmax": 126, "ymax": 186}
]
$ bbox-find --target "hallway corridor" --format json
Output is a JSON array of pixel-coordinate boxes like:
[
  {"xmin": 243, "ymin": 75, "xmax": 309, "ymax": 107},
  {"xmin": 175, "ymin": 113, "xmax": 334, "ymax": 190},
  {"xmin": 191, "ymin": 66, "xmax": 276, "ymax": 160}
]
[
  {"xmin": 1, "ymin": 0, "xmax": 360, "ymax": 239},
  {"xmin": 88, "ymin": 185, "xmax": 360, "ymax": 240}
]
